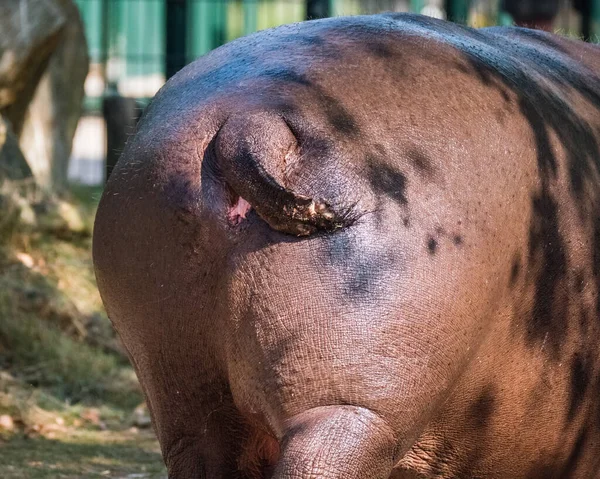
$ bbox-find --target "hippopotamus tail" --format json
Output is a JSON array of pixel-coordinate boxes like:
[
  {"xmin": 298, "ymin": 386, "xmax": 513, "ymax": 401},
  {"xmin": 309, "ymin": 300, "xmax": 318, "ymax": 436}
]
[{"xmin": 215, "ymin": 111, "xmax": 354, "ymax": 236}]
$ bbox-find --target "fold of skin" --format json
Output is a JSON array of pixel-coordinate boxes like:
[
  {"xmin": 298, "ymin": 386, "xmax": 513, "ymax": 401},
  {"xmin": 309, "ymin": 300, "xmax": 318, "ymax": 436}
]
[{"xmin": 273, "ymin": 406, "xmax": 397, "ymax": 479}]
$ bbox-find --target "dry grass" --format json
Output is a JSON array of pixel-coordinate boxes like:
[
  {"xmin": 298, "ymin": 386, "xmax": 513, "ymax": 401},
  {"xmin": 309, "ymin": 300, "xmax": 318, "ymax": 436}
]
[{"xmin": 0, "ymin": 185, "xmax": 166, "ymax": 478}]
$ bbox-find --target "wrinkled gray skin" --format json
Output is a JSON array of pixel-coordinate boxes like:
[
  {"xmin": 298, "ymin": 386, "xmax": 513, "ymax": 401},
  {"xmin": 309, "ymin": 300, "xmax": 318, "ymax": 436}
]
[{"xmin": 93, "ymin": 14, "xmax": 600, "ymax": 478}]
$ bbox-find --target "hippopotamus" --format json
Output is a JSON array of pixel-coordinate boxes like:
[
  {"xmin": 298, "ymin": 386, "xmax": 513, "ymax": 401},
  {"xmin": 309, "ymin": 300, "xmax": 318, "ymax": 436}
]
[{"xmin": 92, "ymin": 13, "xmax": 600, "ymax": 478}]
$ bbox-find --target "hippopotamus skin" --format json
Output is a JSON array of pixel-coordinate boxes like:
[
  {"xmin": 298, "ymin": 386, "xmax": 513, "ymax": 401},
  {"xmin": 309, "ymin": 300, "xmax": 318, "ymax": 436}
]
[{"xmin": 93, "ymin": 13, "xmax": 600, "ymax": 478}]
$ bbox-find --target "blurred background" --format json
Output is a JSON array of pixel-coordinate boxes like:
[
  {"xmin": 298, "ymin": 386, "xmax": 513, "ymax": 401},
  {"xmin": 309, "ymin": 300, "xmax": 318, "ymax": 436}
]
[
  {"xmin": 70, "ymin": 0, "xmax": 600, "ymax": 186},
  {"xmin": 0, "ymin": 1, "xmax": 598, "ymax": 477}
]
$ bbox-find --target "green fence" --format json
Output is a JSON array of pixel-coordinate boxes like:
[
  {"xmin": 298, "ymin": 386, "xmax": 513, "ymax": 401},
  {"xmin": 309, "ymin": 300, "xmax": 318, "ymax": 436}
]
[{"xmin": 74, "ymin": 0, "xmax": 600, "ymax": 112}]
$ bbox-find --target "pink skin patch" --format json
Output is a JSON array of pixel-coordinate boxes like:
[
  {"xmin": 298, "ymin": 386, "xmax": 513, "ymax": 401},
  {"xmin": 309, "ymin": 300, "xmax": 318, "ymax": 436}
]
[{"xmin": 228, "ymin": 196, "xmax": 252, "ymax": 225}]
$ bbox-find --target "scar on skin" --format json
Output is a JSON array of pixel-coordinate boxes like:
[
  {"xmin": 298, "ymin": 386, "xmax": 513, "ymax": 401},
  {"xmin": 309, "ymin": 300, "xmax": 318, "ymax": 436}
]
[{"xmin": 228, "ymin": 196, "xmax": 252, "ymax": 225}]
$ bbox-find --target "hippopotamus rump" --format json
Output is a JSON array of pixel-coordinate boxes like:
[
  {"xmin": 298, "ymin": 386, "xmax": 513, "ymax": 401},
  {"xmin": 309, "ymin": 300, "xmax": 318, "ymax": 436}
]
[{"xmin": 93, "ymin": 13, "xmax": 600, "ymax": 478}]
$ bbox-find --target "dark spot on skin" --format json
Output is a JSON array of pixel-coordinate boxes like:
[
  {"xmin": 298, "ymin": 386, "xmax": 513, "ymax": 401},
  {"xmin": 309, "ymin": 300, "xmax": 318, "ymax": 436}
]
[
  {"xmin": 403, "ymin": 217, "xmax": 410, "ymax": 228},
  {"xmin": 453, "ymin": 235, "xmax": 463, "ymax": 246},
  {"xmin": 322, "ymin": 96, "xmax": 359, "ymax": 136},
  {"xmin": 526, "ymin": 461, "xmax": 560, "ymax": 479},
  {"xmin": 510, "ymin": 255, "xmax": 521, "ymax": 287},
  {"xmin": 366, "ymin": 156, "xmax": 408, "ymax": 206},
  {"xmin": 408, "ymin": 148, "xmax": 436, "ymax": 178},
  {"xmin": 427, "ymin": 237, "xmax": 437, "ymax": 255},
  {"xmin": 325, "ymin": 231, "xmax": 394, "ymax": 302},
  {"xmin": 494, "ymin": 109, "xmax": 507, "ymax": 125},
  {"xmin": 294, "ymin": 34, "xmax": 326, "ymax": 47},
  {"xmin": 271, "ymin": 101, "xmax": 299, "ymax": 119},
  {"xmin": 499, "ymin": 87, "xmax": 511, "ymax": 102},
  {"xmin": 344, "ymin": 262, "xmax": 373, "ymax": 296},
  {"xmin": 364, "ymin": 41, "xmax": 394, "ymax": 58},
  {"xmin": 579, "ymin": 310, "xmax": 589, "ymax": 330},
  {"xmin": 471, "ymin": 386, "xmax": 497, "ymax": 429},
  {"xmin": 326, "ymin": 231, "xmax": 353, "ymax": 265},
  {"xmin": 526, "ymin": 191, "xmax": 568, "ymax": 358},
  {"xmin": 283, "ymin": 85, "xmax": 360, "ymax": 137},
  {"xmin": 568, "ymin": 353, "xmax": 592, "ymax": 422},
  {"xmin": 341, "ymin": 253, "xmax": 396, "ymax": 302},
  {"xmin": 341, "ymin": 244, "xmax": 398, "ymax": 301},
  {"xmin": 449, "ymin": 385, "xmax": 497, "ymax": 477},
  {"xmin": 454, "ymin": 61, "xmax": 471, "ymax": 75},
  {"xmin": 260, "ymin": 68, "xmax": 312, "ymax": 86},
  {"xmin": 565, "ymin": 120, "xmax": 599, "ymax": 198},
  {"xmin": 560, "ymin": 426, "xmax": 589, "ymax": 476}
]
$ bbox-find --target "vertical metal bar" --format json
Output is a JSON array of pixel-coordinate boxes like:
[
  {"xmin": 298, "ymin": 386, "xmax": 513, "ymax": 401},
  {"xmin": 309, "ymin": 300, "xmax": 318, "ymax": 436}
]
[
  {"xmin": 165, "ymin": 0, "xmax": 187, "ymax": 79},
  {"xmin": 244, "ymin": 0, "xmax": 259, "ymax": 35},
  {"xmin": 445, "ymin": 0, "xmax": 470, "ymax": 24},
  {"xmin": 410, "ymin": 0, "xmax": 424, "ymax": 14},
  {"xmin": 581, "ymin": 0, "xmax": 591, "ymax": 40},
  {"xmin": 590, "ymin": 0, "xmax": 600, "ymax": 42},
  {"xmin": 101, "ymin": 0, "xmax": 110, "ymax": 87},
  {"xmin": 306, "ymin": 0, "xmax": 329, "ymax": 20},
  {"xmin": 214, "ymin": 0, "xmax": 227, "ymax": 47}
]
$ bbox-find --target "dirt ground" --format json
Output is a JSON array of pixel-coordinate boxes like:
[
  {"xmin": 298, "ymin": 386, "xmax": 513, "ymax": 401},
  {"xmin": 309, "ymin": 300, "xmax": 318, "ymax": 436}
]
[{"xmin": 0, "ymin": 428, "xmax": 166, "ymax": 479}]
